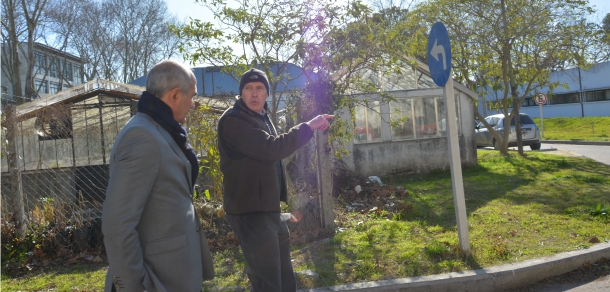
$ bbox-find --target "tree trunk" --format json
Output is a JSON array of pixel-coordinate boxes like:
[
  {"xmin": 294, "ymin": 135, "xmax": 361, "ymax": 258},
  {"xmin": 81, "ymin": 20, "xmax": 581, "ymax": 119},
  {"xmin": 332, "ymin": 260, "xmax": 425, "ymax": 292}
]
[
  {"xmin": 2, "ymin": 0, "xmax": 24, "ymax": 100},
  {"xmin": 513, "ymin": 96, "xmax": 524, "ymax": 155}
]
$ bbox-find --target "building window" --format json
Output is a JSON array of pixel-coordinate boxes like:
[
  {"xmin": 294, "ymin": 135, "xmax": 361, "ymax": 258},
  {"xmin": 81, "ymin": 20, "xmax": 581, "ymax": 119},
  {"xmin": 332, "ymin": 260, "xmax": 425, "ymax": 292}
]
[
  {"xmin": 34, "ymin": 52, "xmax": 47, "ymax": 75},
  {"xmin": 35, "ymin": 79, "xmax": 48, "ymax": 94},
  {"xmin": 63, "ymin": 84, "xmax": 72, "ymax": 90},
  {"xmin": 354, "ymin": 101, "xmax": 382, "ymax": 143},
  {"xmin": 522, "ymin": 97, "xmax": 537, "ymax": 107},
  {"xmin": 505, "ymin": 97, "xmax": 533, "ymax": 109},
  {"xmin": 50, "ymin": 81, "xmax": 61, "ymax": 94},
  {"xmin": 413, "ymin": 97, "xmax": 440, "ymax": 137},
  {"xmin": 1, "ymin": 86, "xmax": 10, "ymax": 103},
  {"xmin": 390, "ymin": 96, "xmax": 460, "ymax": 140},
  {"xmin": 49, "ymin": 58, "xmax": 60, "ymax": 78},
  {"xmin": 73, "ymin": 65, "xmax": 83, "ymax": 84},
  {"xmin": 390, "ymin": 99, "xmax": 414, "ymax": 140},
  {"xmin": 550, "ymin": 92, "xmax": 579, "ymax": 104},
  {"xmin": 585, "ymin": 90, "xmax": 609, "ymax": 102},
  {"xmin": 63, "ymin": 60, "xmax": 73, "ymax": 81},
  {"xmin": 1, "ymin": 86, "xmax": 8, "ymax": 101}
]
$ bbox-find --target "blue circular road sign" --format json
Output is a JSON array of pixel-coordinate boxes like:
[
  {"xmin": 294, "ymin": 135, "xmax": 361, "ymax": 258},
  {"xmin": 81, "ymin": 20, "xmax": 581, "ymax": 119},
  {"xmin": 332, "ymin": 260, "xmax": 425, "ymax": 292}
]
[{"xmin": 427, "ymin": 22, "xmax": 452, "ymax": 87}]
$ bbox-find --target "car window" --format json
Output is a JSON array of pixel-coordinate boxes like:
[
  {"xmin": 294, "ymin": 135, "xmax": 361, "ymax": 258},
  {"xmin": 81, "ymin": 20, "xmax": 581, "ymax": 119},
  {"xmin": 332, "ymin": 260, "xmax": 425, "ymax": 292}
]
[
  {"xmin": 495, "ymin": 117, "xmax": 502, "ymax": 127},
  {"xmin": 486, "ymin": 117, "xmax": 496, "ymax": 127},
  {"xmin": 519, "ymin": 115, "xmax": 535, "ymax": 125},
  {"xmin": 507, "ymin": 115, "xmax": 535, "ymax": 126}
]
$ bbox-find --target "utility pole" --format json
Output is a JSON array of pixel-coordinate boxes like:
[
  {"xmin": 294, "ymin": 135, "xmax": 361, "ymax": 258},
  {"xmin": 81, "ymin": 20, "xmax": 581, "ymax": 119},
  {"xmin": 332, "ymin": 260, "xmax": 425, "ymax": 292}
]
[
  {"xmin": 5, "ymin": 105, "xmax": 27, "ymax": 239},
  {"xmin": 315, "ymin": 130, "xmax": 334, "ymax": 229}
]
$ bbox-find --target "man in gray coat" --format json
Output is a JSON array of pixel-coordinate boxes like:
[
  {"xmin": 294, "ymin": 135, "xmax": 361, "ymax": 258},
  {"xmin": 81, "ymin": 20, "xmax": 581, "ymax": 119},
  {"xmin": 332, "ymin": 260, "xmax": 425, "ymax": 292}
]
[{"xmin": 102, "ymin": 60, "xmax": 213, "ymax": 292}]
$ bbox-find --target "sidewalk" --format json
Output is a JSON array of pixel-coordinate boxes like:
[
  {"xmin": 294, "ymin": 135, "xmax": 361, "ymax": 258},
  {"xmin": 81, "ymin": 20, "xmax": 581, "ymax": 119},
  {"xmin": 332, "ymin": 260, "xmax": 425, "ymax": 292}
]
[
  {"xmin": 298, "ymin": 242, "xmax": 610, "ymax": 292},
  {"xmin": 543, "ymin": 140, "xmax": 610, "ymax": 146}
]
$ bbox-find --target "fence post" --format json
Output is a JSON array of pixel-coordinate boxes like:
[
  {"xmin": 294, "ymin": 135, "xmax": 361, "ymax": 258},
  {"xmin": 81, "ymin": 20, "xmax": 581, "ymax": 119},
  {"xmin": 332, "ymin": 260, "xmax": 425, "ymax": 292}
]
[
  {"xmin": 315, "ymin": 130, "xmax": 334, "ymax": 229},
  {"xmin": 5, "ymin": 105, "xmax": 27, "ymax": 239}
]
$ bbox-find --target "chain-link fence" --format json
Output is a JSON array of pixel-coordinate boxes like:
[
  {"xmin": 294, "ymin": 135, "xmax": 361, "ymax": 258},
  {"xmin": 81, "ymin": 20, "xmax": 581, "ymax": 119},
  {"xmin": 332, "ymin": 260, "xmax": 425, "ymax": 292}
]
[
  {"xmin": 1, "ymin": 79, "xmax": 144, "ymax": 255},
  {"xmin": 1, "ymin": 81, "xmax": 334, "ymax": 261}
]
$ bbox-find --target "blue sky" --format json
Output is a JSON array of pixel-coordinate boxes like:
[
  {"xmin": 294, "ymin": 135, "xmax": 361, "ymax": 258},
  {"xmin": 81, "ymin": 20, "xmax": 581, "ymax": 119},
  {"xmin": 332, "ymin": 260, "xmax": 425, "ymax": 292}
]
[
  {"xmin": 167, "ymin": 0, "xmax": 609, "ymax": 22},
  {"xmin": 166, "ymin": 0, "xmax": 216, "ymax": 22},
  {"xmin": 590, "ymin": 0, "xmax": 609, "ymax": 14},
  {"xmin": 166, "ymin": 0, "xmax": 609, "ymax": 66}
]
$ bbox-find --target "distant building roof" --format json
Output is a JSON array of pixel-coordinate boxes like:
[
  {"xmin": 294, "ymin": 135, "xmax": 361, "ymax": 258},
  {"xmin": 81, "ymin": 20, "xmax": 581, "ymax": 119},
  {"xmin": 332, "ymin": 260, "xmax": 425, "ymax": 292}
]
[
  {"xmin": 14, "ymin": 79, "xmax": 144, "ymax": 122},
  {"xmin": 31, "ymin": 42, "xmax": 84, "ymax": 63},
  {"xmin": 130, "ymin": 63, "xmax": 309, "ymax": 97}
]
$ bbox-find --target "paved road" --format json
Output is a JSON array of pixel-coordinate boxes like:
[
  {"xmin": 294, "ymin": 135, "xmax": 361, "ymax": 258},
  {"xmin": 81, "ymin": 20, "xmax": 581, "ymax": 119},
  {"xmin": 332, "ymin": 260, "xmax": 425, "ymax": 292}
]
[
  {"xmin": 541, "ymin": 143, "xmax": 610, "ymax": 165},
  {"xmin": 531, "ymin": 275, "xmax": 610, "ymax": 292},
  {"xmin": 507, "ymin": 266, "xmax": 610, "ymax": 292}
]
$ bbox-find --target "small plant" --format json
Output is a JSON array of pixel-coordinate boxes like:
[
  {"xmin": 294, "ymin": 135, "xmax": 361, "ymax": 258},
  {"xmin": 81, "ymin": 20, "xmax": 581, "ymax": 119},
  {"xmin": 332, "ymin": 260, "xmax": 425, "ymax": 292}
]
[
  {"xmin": 490, "ymin": 237, "xmax": 510, "ymax": 260},
  {"xmin": 424, "ymin": 240, "xmax": 448, "ymax": 258},
  {"xmin": 556, "ymin": 159, "xmax": 570, "ymax": 168},
  {"xmin": 584, "ymin": 204, "xmax": 609, "ymax": 218},
  {"xmin": 572, "ymin": 174, "xmax": 605, "ymax": 184},
  {"xmin": 369, "ymin": 208, "xmax": 388, "ymax": 219},
  {"xmin": 392, "ymin": 211, "xmax": 403, "ymax": 221},
  {"xmin": 30, "ymin": 198, "xmax": 56, "ymax": 225},
  {"xmin": 573, "ymin": 243, "xmax": 588, "ymax": 250},
  {"xmin": 1, "ymin": 222, "xmax": 56, "ymax": 266}
]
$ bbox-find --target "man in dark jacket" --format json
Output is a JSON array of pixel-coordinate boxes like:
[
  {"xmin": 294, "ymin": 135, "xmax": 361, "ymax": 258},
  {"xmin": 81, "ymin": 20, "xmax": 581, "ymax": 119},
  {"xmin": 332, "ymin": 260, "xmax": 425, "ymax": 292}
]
[{"xmin": 218, "ymin": 68, "xmax": 333, "ymax": 292}]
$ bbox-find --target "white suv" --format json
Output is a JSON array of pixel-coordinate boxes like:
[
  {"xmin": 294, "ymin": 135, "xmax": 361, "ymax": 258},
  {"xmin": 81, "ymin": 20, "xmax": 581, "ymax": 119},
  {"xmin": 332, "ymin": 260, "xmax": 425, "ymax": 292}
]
[{"xmin": 475, "ymin": 113, "xmax": 541, "ymax": 150}]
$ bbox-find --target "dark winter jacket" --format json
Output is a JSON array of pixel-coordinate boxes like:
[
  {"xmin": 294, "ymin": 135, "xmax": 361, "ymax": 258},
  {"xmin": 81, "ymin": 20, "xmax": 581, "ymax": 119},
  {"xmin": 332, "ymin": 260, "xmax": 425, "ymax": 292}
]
[{"xmin": 218, "ymin": 98, "xmax": 313, "ymax": 215}]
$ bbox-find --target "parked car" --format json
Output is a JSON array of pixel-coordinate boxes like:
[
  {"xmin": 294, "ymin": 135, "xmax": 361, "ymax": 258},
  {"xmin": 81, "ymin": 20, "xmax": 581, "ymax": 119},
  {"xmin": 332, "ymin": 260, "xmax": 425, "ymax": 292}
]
[{"xmin": 475, "ymin": 113, "xmax": 541, "ymax": 150}]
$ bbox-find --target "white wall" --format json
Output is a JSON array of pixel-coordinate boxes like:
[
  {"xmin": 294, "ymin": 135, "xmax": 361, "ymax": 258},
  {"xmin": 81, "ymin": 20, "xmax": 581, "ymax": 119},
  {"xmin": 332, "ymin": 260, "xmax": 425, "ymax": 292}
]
[
  {"xmin": 477, "ymin": 61, "xmax": 610, "ymax": 118},
  {"xmin": 488, "ymin": 101, "xmax": 610, "ymax": 119},
  {"xmin": 340, "ymin": 90, "xmax": 477, "ymax": 176},
  {"xmin": 550, "ymin": 62, "xmax": 610, "ymax": 93}
]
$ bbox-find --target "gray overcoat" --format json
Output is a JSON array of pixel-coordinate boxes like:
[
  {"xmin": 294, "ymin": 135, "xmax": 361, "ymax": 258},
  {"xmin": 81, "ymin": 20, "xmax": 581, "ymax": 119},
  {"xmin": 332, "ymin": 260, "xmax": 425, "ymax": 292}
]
[{"xmin": 102, "ymin": 112, "xmax": 212, "ymax": 292}]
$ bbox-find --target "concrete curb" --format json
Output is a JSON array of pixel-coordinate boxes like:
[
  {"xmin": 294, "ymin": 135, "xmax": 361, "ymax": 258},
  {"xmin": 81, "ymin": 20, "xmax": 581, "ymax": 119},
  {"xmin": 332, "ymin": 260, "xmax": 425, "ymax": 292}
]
[
  {"xmin": 543, "ymin": 140, "xmax": 610, "ymax": 146},
  {"xmin": 298, "ymin": 242, "xmax": 610, "ymax": 292}
]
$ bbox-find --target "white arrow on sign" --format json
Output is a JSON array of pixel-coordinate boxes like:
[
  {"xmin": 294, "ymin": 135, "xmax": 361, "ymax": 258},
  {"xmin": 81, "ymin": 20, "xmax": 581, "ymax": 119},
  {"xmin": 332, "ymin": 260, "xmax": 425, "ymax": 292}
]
[{"xmin": 430, "ymin": 39, "xmax": 447, "ymax": 70}]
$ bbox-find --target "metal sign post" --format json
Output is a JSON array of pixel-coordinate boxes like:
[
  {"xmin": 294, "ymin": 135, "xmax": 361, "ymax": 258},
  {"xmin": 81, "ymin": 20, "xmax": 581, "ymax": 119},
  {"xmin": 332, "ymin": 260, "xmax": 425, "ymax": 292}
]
[
  {"xmin": 535, "ymin": 93, "xmax": 547, "ymax": 138},
  {"xmin": 428, "ymin": 22, "xmax": 470, "ymax": 254}
]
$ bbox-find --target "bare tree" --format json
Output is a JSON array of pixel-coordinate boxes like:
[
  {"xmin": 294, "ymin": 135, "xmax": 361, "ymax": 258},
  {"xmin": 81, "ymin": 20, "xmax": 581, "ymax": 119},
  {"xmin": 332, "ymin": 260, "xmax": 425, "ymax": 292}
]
[
  {"xmin": 106, "ymin": 0, "xmax": 181, "ymax": 83},
  {"xmin": 42, "ymin": 0, "xmax": 181, "ymax": 83},
  {"xmin": 1, "ymin": 0, "xmax": 50, "ymax": 239},
  {"xmin": 45, "ymin": 0, "xmax": 118, "ymax": 81},
  {"xmin": 1, "ymin": 0, "xmax": 26, "ymax": 99},
  {"xmin": 20, "ymin": 0, "xmax": 49, "ymax": 98},
  {"xmin": 1, "ymin": 0, "xmax": 49, "ymax": 100}
]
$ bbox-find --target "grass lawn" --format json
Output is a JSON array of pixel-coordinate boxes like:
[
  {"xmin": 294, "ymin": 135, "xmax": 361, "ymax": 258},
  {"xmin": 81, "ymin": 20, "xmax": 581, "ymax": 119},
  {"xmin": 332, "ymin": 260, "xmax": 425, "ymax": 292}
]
[
  {"xmin": 1, "ymin": 263, "xmax": 108, "ymax": 291},
  {"xmin": 2, "ymin": 150, "xmax": 609, "ymax": 291},
  {"xmin": 534, "ymin": 116, "xmax": 610, "ymax": 141}
]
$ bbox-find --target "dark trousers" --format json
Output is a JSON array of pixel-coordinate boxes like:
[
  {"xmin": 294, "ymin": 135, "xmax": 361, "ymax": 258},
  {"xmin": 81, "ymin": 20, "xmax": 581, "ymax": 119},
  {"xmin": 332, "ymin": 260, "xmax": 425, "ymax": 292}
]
[{"xmin": 227, "ymin": 212, "xmax": 296, "ymax": 292}]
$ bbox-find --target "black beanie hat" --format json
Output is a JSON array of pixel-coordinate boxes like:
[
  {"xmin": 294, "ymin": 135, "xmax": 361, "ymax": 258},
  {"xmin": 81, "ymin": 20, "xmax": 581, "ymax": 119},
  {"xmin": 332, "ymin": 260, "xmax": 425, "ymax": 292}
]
[{"xmin": 239, "ymin": 69, "xmax": 270, "ymax": 96}]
